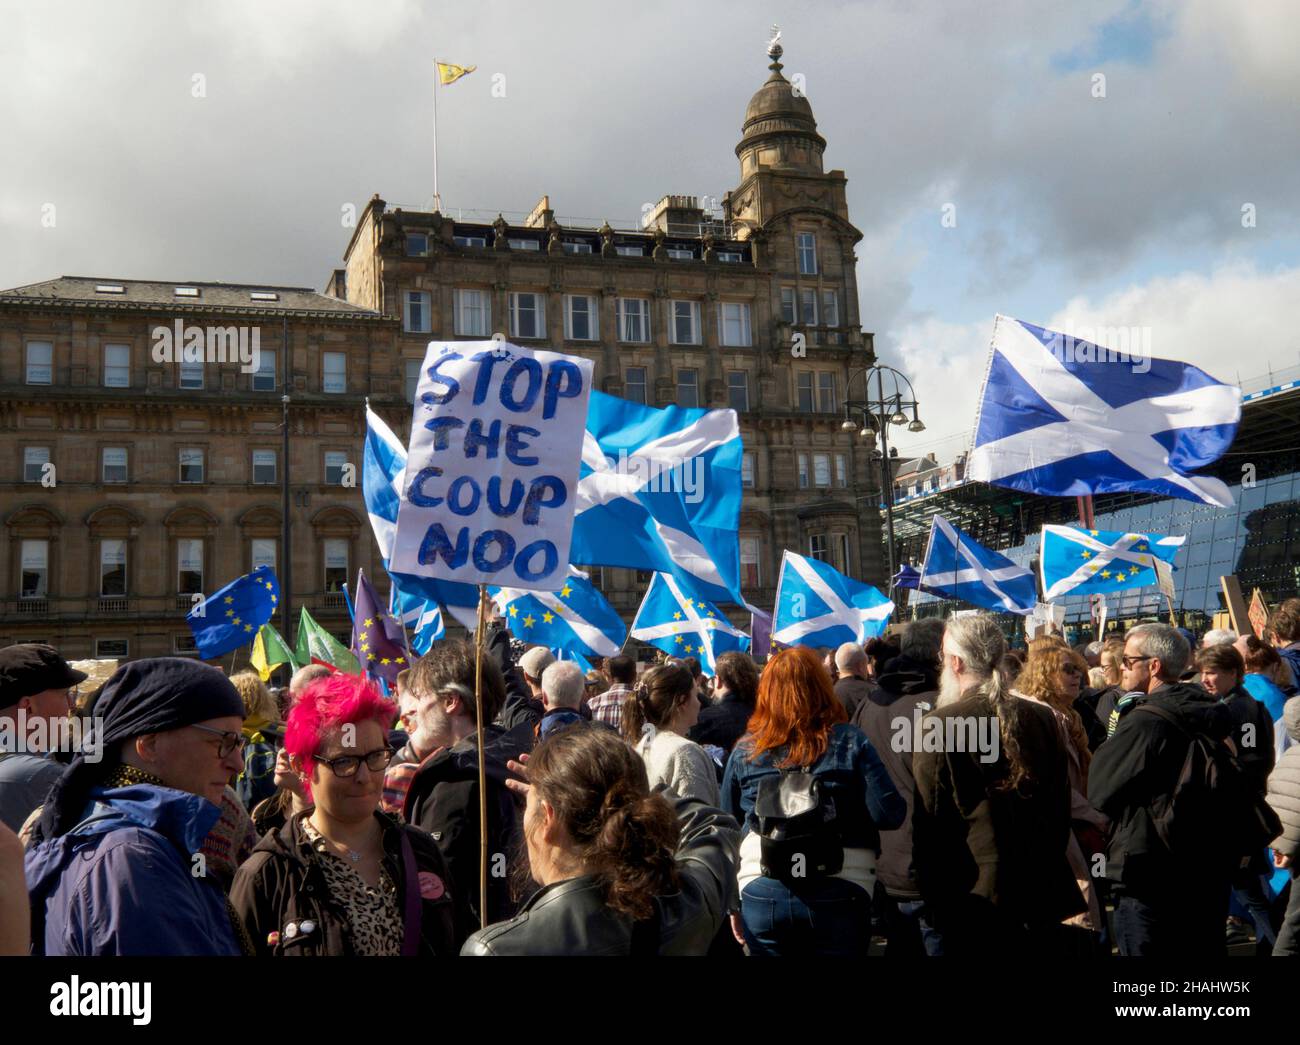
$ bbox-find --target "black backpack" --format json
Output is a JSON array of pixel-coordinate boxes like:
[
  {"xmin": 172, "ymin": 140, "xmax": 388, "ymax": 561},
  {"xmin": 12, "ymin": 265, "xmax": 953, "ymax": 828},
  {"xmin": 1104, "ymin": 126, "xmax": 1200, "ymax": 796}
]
[
  {"xmin": 1134, "ymin": 703, "xmax": 1281, "ymax": 872},
  {"xmin": 753, "ymin": 766, "xmax": 842, "ymax": 883}
]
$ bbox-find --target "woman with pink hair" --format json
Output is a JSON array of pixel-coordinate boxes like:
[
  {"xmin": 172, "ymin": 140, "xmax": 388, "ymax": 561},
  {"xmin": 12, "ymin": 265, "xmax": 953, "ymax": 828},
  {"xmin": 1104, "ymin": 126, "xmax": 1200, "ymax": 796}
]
[{"xmin": 230, "ymin": 674, "xmax": 464, "ymax": 955}]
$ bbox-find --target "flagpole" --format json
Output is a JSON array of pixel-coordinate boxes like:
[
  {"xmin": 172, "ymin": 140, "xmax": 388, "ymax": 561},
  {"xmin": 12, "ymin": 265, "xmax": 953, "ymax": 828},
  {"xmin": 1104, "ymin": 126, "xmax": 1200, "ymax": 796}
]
[
  {"xmin": 473, "ymin": 583, "xmax": 489, "ymax": 928},
  {"xmin": 432, "ymin": 60, "xmax": 441, "ymax": 212}
]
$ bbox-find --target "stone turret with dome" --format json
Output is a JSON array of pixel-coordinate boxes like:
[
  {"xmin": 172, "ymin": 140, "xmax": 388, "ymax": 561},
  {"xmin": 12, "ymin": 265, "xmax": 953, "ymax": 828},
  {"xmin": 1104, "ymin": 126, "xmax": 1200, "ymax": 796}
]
[{"xmin": 735, "ymin": 27, "xmax": 828, "ymax": 178}]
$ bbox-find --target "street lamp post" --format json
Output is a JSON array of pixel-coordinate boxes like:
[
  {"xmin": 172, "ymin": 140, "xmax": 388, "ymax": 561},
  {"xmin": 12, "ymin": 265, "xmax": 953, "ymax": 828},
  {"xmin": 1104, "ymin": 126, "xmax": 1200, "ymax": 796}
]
[{"xmin": 840, "ymin": 364, "xmax": 925, "ymax": 590}]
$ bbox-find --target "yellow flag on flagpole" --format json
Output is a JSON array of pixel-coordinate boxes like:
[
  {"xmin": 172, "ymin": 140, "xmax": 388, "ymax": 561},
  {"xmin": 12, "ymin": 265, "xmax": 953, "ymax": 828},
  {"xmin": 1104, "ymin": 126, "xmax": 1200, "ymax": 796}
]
[{"xmin": 436, "ymin": 61, "xmax": 476, "ymax": 86}]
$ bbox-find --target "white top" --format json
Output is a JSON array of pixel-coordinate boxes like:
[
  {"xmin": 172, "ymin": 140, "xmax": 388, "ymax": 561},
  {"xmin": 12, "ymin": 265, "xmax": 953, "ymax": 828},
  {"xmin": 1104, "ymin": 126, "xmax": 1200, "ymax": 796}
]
[{"xmin": 634, "ymin": 726, "xmax": 720, "ymax": 807}]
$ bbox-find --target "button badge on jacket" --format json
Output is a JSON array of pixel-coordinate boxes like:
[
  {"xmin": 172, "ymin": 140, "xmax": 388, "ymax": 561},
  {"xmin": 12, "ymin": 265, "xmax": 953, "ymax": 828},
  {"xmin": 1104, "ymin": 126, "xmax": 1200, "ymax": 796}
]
[{"xmin": 418, "ymin": 871, "xmax": 445, "ymax": 900}]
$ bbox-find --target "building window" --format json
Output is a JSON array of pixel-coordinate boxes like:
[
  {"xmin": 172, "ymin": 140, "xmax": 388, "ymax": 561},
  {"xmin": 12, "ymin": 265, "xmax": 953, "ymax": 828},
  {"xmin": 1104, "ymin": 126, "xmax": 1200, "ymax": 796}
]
[
  {"xmin": 100, "ymin": 539, "xmax": 127, "ymax": 596},
  {"xmin": 718, "ymin": 251, "xmax": 743, "ymax": 263},
  {"xmin": 780, "ymin": 288, "xmax": 796, "ymax": 325},
  {"xmin": 809, "ymin": 533, "xmax": 828, "ymax": 562},
  {"xmin": 102, "ymin": 447, "xmax": 128, "ymax": 484},
  {"xmin": 813, "ymin": 453, "xmax": 831, "ymax": 488},
  {"xmin": 252, "ymin": 449, "xmax": 277, "ymax": 485},
  {"xmin": 404, "ymin": 291, "xmax": 432, "ymax": 333},
  {"xmin": 741, "ymin": 537, "xmax": 761, "ymax": 588},
  {"xmin": 23, "ymin": 447, "xmax": 49, "ymax": 483},
  {"xmin": 323, "ymin": 539, "xmax": 348, "ymax": 592},
  {"xmin": 20, "ymin": 540, "xmax": 48, "ymax": 598},
  {"xmin": 96, "ymin": 638, "xmax": 129, "ymax": 659},
  {"xmin": 719, "ymin": 302, "xmax": 752, "ymax": 347},
  {"xmin": 822, "ymin": 290, "xmax": 839, "ymax": 327},
  {"xmin": 25, "ymin": 342, "xmax": 52, "ymax": 384},
  {"xmin": 667, "ymin": 247, "xmax": 694, "ymax": 260},
  {"xmin": 800, "ymin": 289, "xmax": 818, "ymax": 326},
  {"xmin": 179, "ymin": 358, "xmax": 204, "ymax": 390},
  {"xmin": 251, "ymin": 538, "xmax": 276, "ymax": 573},
  {"xmin": 103, "ymin": 344, "xmax": 130, "ymax": 388},
  {"xmin": 177, "ymin": 538, "xmax": 204, "ymax": 594},
  {"xmin": 508, "ymin": 292, "xmax": 545, "ymax": 339},
  {"xmin": 615, "ymin": 245, "xmax": 643, "ymax": 257},
  {"xmin": 454, "ymin": 288, "xmax": 491, "ymax": 336},
  {"xmin": 818, "ymin": 372, "xmax": 837, "ymax": 413},
  {"xmin": 453, "ymin": 235, "xmax": 486, "ymax": 248},
  {"xmin": 727, "ymin": 371, "xmax": 749, "ymax": 412},
  {"xmin": 833, "ymin": 533, "xmax": 851, "ymax": 574},
  {"xmin": 405, "ymin": 358, "xmax": 423, "ymax": 403},
  {"xmin": 173, "ymin": 634, "xmax": 199, "ymax": 656},
  {"xmin": 508, "ymin": 237, "xmax": 540, "ymax": 251},
  {"xmin": 325, "ymin": 451, "xmax": 348, "ymax": 485},
  {"xmin": 405, "ymin": 232, "xmax": 429, "ymax": 256},
  {"xmin": 564, "ymin": 295, "xmax": 597, "ymax": 340},
  {"xmin": 179, "ymin": 448, "xmax": 205, "ymax": 484},
  {"xmin": 836, "ymin": 453, "xmax": 847, "ymax": 487},
  {"xmin": 624, "ymin": 366, "xmax": 647, "ymax": 405},
  {"xmin": 252, "ymin": 348, "xmax": 276, "ymax": 391},
  {"xmin": 677, "ymin": 369, "xmax": 699, "ymax": 408},
  {"xmin": 742, "ymin": 452, "xmax": 755, "ymax": 489},
  {"xmin": 797, "ymin": 452, "xmax": 810, "ymax": 489},
  {"xmin": 797, "ymin": 232, "xmax": 818, "ymax": 275},
  {"xmin": 671, "ymin": 300, "xmax": 701, "ymax": 345},
  {"xmin": 796, "ymin": 372, "xmax": 814, "ymax": 413},
  {"xmin": 617, "ymin": 298, "xmax": 650, "ymax": 343},
  {"xmin": 562, "ymin": 240, "xmax": 593, "ymax": 255},
  {"xmin": 323, "ymin": 352, "xmax": 346, "ymax": 394}
]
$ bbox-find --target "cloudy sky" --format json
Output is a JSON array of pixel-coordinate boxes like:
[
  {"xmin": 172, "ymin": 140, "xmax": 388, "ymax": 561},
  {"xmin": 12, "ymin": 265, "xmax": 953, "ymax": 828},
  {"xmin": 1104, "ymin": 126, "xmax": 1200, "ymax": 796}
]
[{"xmin": 2, "ymin": 0, "xmax": 1297, "ymax": 458}]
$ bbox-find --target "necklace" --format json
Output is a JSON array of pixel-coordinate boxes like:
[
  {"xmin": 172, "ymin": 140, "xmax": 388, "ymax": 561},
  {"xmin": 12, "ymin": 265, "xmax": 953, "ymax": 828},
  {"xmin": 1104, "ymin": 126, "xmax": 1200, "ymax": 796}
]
[{"xmin": 306, "ymin": 815, "xmax": 369, "ymax": 865}]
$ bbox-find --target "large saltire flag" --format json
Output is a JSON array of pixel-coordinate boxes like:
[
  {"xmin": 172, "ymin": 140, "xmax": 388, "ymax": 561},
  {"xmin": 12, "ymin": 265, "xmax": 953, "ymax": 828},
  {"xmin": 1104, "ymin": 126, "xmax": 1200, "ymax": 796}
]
[
  {"xmin": 967, "ymin": 315, "xmax": 1241, "ymax": 507},
  {"xmin": 630, "ymin": 572, "xmax": 750, "ymax": 677},
  {"xmin": 489, "ymin": 569, "xmax": 625, "ymax": 665},
  {"xmin": 436, "ymin": 61, "xmax": 476, "ymax": 85},
  {"xmin": 187, "ymin": 565, "xmax": 280, "ymax": 660},
  {"xmin": 772, "ymin": 551, "xmax": 893, "ymax": 649},
  {"xmin": 572, "ymin": 390, "xmax": 744, "ymax": 606},
  {"xmin": 392, "ymin": 585, "xmax": 445, "ymax": 656},
  {"xmin": 919, "ymin": 515, "xmax": 1037, "ymax": 615},
  {"xmin": 250, "ymin": 623, "xmax": 296, "ymax": 682},
  {"xmin": 295, "ymin": 606, "xmax": 359, "ymax": 674},
  {"xmin": 1040, "ymin": 524, "xmax": 1184, "ymax": 601},
  {"xmin": 363, "ymin": 403, "xmax": 481, "ymax": 630},
  {"xmin": 351, "ymin": 570, "xmax": 411, "ymax": 684}
]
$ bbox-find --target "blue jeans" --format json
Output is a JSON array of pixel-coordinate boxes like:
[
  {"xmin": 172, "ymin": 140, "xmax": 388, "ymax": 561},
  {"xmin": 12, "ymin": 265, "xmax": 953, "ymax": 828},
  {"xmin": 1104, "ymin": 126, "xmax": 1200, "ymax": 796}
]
[
  {"xmin": 740, "ymin": 876, "xmax": 872, "ymax": 957},
  {"xmin": 889, "ymin": 898, "xmax": 944, "ymax": 957},
  {"xmin": 1114, "ymin": 888, "xmax": 1227, "ymax": 958}
]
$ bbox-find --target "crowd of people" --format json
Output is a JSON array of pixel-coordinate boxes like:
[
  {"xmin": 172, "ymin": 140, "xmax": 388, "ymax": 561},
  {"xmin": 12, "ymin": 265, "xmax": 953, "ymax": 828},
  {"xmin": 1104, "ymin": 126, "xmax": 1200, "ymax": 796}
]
[{"xmin": 3, "ymin": 596, "xmax": 1300, "ymax": 957}]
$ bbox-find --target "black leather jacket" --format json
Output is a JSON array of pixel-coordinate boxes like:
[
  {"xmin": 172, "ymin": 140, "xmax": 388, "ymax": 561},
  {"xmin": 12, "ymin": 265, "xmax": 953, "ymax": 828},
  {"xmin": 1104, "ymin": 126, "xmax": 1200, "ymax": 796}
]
[{"xmin": 461, "ymin": 793, "xmax": 740, "ymax": 956}]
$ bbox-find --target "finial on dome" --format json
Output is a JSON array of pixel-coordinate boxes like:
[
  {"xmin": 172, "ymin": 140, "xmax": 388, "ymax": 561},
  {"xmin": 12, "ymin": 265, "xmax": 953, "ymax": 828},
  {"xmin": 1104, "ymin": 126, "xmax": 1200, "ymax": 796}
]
[{"xmin": 767, "ymin": 25, "xmax": 783, "ymax": 71}]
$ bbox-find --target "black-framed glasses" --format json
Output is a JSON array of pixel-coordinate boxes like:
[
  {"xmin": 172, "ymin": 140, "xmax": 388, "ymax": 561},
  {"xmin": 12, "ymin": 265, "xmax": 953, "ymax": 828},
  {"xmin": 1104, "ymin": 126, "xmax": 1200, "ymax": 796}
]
[
  {"xmin": 1121, "ymin": 655, "xmax": 1152, "ymax": 669},
  {"xmin": 313, "ymin": 749, "xmax": 390, "ymax": 778},
  {"xmin": 190, "ymin": 723, "xmax": 247, "ymax": 758}
]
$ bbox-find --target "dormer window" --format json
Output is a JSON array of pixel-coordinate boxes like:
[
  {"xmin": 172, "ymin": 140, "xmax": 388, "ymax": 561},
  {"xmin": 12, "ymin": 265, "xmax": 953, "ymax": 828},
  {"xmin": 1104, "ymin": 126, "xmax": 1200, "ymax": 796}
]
[
  {"xmin": 174, "ymin": 286, "xmax": 199, "ymax": 297},
  {"xmin": 250, "ymin": 292, "xmax": 279, "ymax": 301},
  {"xmin": 95, "ymin": 284, "xmax": 125, "ymax": 294}
]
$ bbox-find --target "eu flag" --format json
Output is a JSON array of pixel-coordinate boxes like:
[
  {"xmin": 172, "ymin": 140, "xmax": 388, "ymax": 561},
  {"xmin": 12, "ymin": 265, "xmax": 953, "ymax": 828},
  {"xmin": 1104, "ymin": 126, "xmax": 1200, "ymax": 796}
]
[
  {"xmin": 630, "ymin": 572, "xmax": 749, "ymax": 676},
  {"xmin": 187, "ymin": 565, "xmax": 280, "ymax": 660},
  {"xmin": 352, "ymin": 570, "xmax": 411, "ymax": 684}
]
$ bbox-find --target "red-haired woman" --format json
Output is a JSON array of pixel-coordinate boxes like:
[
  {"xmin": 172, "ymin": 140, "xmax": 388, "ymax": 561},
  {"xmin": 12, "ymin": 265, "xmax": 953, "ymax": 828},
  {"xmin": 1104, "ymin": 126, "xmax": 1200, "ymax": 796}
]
[
  {"xmin": 230, "ymin": 674, "xmax": 462, "ymax": 955},
  {"xmin": 721, "ymin": 646, "xmax": 905, "ymax": 956}
]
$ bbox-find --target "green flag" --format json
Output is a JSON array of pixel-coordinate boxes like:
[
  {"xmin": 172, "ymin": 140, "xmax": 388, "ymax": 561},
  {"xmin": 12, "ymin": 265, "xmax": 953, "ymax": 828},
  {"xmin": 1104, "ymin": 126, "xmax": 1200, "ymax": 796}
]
[
  {"xmin": 251, "ymin": 622, "xmax": 297, "ymax": 681},
  {"xmin": 295, "ymin": 606, "xmax": 360, "ymax": 674}
]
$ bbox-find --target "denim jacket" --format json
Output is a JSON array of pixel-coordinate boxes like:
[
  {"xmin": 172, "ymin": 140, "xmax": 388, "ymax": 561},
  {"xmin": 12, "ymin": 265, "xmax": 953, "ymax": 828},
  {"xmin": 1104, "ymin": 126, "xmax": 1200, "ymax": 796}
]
[{"xmin": 720, "ymin": 723, "xmax": 905, "ymax": 852}]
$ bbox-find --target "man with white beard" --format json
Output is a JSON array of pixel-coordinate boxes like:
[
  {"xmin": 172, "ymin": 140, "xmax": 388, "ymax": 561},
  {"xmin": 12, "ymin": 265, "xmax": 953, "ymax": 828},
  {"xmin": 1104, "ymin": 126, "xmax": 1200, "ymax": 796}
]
[{"xmin": 912, "ymin": 613, "xmax": 1084, "ymax": 955}]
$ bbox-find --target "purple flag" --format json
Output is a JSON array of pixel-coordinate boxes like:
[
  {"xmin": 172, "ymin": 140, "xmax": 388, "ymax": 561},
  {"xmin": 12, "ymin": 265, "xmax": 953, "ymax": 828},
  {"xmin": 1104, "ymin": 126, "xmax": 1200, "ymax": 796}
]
[
  {"xmin": 351, "ymin": 569, "xmax": 410, "ymax": 684},
  {"xmin": 749, "ymin": 609, "xmax": 773, "ymax": 660}
]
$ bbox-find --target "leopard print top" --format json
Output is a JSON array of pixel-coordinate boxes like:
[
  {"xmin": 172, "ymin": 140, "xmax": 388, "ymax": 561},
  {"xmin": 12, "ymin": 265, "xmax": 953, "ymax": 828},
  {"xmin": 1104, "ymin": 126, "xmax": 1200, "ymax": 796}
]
[{"xmin": 302, "ymin": 819, "xmax": 403, "ymax": 956}]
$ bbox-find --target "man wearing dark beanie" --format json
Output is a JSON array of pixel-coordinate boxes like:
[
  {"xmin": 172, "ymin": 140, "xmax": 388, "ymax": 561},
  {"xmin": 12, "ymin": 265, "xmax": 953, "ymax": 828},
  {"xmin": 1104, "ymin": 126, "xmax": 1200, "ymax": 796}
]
[{"xmin": 25, "ymin": 658, "xmax": 249, "ymax": 955}]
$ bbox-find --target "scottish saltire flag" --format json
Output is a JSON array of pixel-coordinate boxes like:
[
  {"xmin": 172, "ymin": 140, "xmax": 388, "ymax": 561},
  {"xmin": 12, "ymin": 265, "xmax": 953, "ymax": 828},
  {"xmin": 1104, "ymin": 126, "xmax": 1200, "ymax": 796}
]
[
  {"xmin": 364, "ymin": 404, "xmax": 480, "ymax": 630},
  {"xmin": 352, "ymin": 570, "xmax": 410, "ymax": 684},
  {"xmin": 630, "ymin": 573, "xmax": 750, "ymax": 676},
  {"xmin": 920, "ymin": 515, "xmax": 1037, "ymax": 615},
  {"xmin": 892, "ymin": 563, "xmax": 923, "ymax": 591},
  {"xmin": 187, "ymin": 565, "xmax": 280, "ymax": 659},
  {"xmin": 572, "ymin": 391, "xmax": 744, "ymax": 606},
  {"xmin": 489, "ymin": 570, "xmax": 626, "ymax": 664},
  {"xmin": 1040, "ymin": 524, "xmax": 1184, "ymax": 601},
  {"xmin": 772, "ymin": 551, "xmax": 893, "ymax": 648},
  {"xmin": 967, "ymin": 315, "xmax": 1241, "ymax": 507},
  {"xmin": 392, "ymin": 586, "xmax": 445, "ymax": 655}
]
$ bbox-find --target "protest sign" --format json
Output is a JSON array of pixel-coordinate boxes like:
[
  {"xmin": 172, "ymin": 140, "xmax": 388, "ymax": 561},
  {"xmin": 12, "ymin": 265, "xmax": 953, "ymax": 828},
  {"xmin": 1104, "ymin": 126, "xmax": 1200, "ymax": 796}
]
[{"xmin": 390, "ymin": 340, "xmax": 593, "ymax": 590}]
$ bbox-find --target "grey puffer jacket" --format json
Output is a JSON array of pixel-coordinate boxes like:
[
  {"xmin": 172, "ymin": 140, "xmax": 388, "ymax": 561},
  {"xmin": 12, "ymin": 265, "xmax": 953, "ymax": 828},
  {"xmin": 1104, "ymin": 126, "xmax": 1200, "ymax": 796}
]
[{"xmin": 1266, "ymin": 697, "xmax": 1300, "ymax": 857}]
